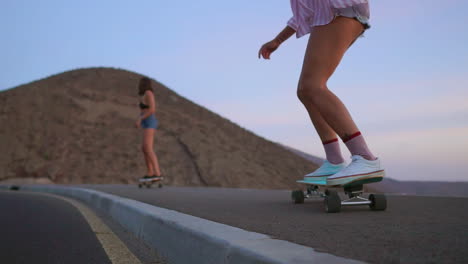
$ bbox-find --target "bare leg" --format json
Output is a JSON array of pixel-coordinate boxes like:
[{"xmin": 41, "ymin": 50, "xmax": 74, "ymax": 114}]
[
  {"xmin": 143, "ymin": 129, "xmax": 161, "ymax": 176},
  {"xmin": 297, "ymin": 16, "xmax": 364, "ymax": 141},
  {"xmin": 142, "ymin": 142, "xmax": 155, "ymax": 176},
  {"xmin": 143, "ymin": 150, "xmax": 155, "ymax": 176},
  {"xmin": 297, "ymin": 77, "xmax": 337, "ymax": 142}
]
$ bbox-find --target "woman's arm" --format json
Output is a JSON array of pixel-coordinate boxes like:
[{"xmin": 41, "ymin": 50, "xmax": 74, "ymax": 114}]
[
  {"xmin": 274, "ymin": 25, "xmax": 296, "ymax": 45},
  {"xmin": 258, "ymin": 26, "xmax": 296, "ymax": 60}
]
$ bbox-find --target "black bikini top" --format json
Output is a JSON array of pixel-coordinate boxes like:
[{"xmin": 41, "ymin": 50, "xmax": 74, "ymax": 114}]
[{"xmin": 139, "ymin": 102, "xmax": 149, "ymax": 109}]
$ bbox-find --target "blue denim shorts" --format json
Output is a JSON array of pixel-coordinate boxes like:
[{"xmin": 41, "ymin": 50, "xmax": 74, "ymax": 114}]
[
  {"xmin": 335, "ymin": 4, "xmax": 370, "ymax": 31},
  {"xmin": 141, "ymin": 114, "xmax": 158, "ymax": 129}
]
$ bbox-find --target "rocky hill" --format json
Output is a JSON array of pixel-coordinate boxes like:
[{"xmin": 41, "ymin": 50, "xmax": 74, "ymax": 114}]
[{"xmin": 0, "ymin": 67, "xmax": 319, "ymax": 188}]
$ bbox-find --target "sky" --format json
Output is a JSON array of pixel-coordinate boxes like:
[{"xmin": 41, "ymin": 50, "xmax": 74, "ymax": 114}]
[{"xmin": 1, "ymin": 0, "xmax": 467, "ymax": 181}]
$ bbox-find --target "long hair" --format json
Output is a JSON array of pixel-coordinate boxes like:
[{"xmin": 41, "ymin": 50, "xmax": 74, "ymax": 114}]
[{"xmin": 138, "ymin": 77, "xmax": 153, "ymax": 96}]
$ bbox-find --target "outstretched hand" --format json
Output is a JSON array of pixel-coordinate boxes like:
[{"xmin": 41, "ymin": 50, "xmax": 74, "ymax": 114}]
[{"xmin": 258, "ymin": 39, "xmax": 280, "ymax": 60}]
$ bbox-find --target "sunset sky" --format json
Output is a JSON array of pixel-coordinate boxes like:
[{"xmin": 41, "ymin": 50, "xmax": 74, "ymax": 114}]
[{"xmin": 2, "ymin": 0, "xmax": 467, "ymax": 181}]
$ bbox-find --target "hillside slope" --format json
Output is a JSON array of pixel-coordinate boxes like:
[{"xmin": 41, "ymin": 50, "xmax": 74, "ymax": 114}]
[{"xmin": 0, "ymin": 67, "xmax": 318, "ymax": 188}]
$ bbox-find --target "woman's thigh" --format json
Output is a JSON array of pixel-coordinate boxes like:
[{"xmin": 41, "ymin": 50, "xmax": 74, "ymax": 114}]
[
  {"xmin": 300, "ymin": 16, "xmax": 364, "ymax": 87},
  {"xmin": 142, "ymin": 129, "xmax": 155, "ymax": 148}
]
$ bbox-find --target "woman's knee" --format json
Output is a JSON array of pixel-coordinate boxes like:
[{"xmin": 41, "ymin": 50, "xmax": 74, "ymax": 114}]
[
  {"xmin": 297, "ymin": 77, "xmax": 326, "ymax": 103},
  {"xmin": 141, "ymin": 144, "xmax": 152, "ymax": 154}
]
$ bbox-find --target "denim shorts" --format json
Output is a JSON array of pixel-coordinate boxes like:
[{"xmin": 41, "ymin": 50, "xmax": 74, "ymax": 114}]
[
  {"xmin": 141, "ymin": 114, "xmax": 158, "ymax": 129},
  {"xmin": 335, "ymin": 4, "xmax": 371, "ymax": 31}
]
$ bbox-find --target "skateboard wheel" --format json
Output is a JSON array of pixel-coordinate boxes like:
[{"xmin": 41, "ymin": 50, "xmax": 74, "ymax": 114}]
[
  {"xmin": 291, "ymin": 190, "xmax": 305, "ymax": 204},
  {"xmin": 324, "ymin": 192, "xmax": 341, "ymax": 213},
  {"xmin": 146, "ymin": 184, "xmax": 151, "ymax": 188},
  {"xmin": 138, "ymin": 184, "xmax": 142, "ymax": 188},
  {"xmin": 369, "ymin": 194, "xmax": 387, "ymax": 211},
  {"xmin": 158, "ymin": 183, "xmax": 163, "ymax": 188}
]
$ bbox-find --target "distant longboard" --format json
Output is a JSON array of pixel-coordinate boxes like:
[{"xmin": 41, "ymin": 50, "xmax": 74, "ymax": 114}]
[
  {"xmin": 138, "ymin": 176, "xmax": 164, "ymax": 189},
  {"xmin": 292, "ymin": 176, "xmax": 386, "ymax": 213}
]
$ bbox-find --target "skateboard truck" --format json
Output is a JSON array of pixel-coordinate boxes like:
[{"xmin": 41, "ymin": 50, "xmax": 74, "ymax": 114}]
[
  {"xmin": 340, "ymin": 184, "xmax": 371, "ymax": 206},
  {"xmin": 305, "ymin": 185, "xmax": 324, "ymax": 198}
]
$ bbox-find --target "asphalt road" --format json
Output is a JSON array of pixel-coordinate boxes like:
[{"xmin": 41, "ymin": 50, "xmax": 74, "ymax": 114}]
[
  {"xmin": 0, "ymin": 190, "xmax": 111, "ymax": 264},
  {"xmin": 0, "ymin": 190, "xmax": 166, "ymax": 264},
  {"xmin": 84, "ymin": 184, "xmax": 468, "ymax": 264}
]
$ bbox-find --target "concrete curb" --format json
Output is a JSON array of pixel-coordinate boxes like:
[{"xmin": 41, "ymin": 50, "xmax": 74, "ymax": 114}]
[{"xmin": 1, "ymin": 185, "xmax": 363, "ymax": 264}]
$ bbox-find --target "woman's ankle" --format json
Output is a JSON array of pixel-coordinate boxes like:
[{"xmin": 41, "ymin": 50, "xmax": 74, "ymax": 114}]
[
  {"xmin": 342, "ymin": 132, "xmax": 376, "ymax": 160},
  {"xmin": 323, "ymin": 138, "xmax": 345, "ymax": 164}
]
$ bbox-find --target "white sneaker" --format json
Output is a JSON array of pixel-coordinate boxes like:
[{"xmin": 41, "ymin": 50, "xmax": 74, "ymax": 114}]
[
  {"xmin": 327, "ymin": 155, "xmax": 384, "ymax": 186},
  {"xmin": 303, "ymin": 161, "xmax": 346, "ymax": 182}
]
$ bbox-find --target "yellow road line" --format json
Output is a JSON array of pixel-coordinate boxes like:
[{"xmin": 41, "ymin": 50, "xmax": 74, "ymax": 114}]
[{"xmin": 38, "ymin": 192, "xmax": 142, "ymax": 264}]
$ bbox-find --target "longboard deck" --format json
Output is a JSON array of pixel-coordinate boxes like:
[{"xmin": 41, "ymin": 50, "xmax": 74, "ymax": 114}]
[
  {"xmin": 297, "ymin": 176, "xmax": 383, "ymax": 188},
  {"xmin": 138, "ymin": 177, "xmax": 164, "ymax": 183}
]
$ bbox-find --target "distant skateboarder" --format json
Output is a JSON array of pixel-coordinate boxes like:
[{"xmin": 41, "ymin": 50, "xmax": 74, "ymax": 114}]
[
  {"xmin": 135, "ymin": 77, "xmax": 163, "ymax": 182},
  {"xmin": 258, "ymin": 0, "xmax": 384, "ymax": 185}
]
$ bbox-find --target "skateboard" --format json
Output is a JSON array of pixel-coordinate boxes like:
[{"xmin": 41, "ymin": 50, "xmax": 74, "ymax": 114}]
[
  {"xmin": 138, "ymin": 176, "xmax": 164, "ymax": 189},
  {"xmin": 291, "ymin": 176, "xmax": 386, "ymax": 213}
]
